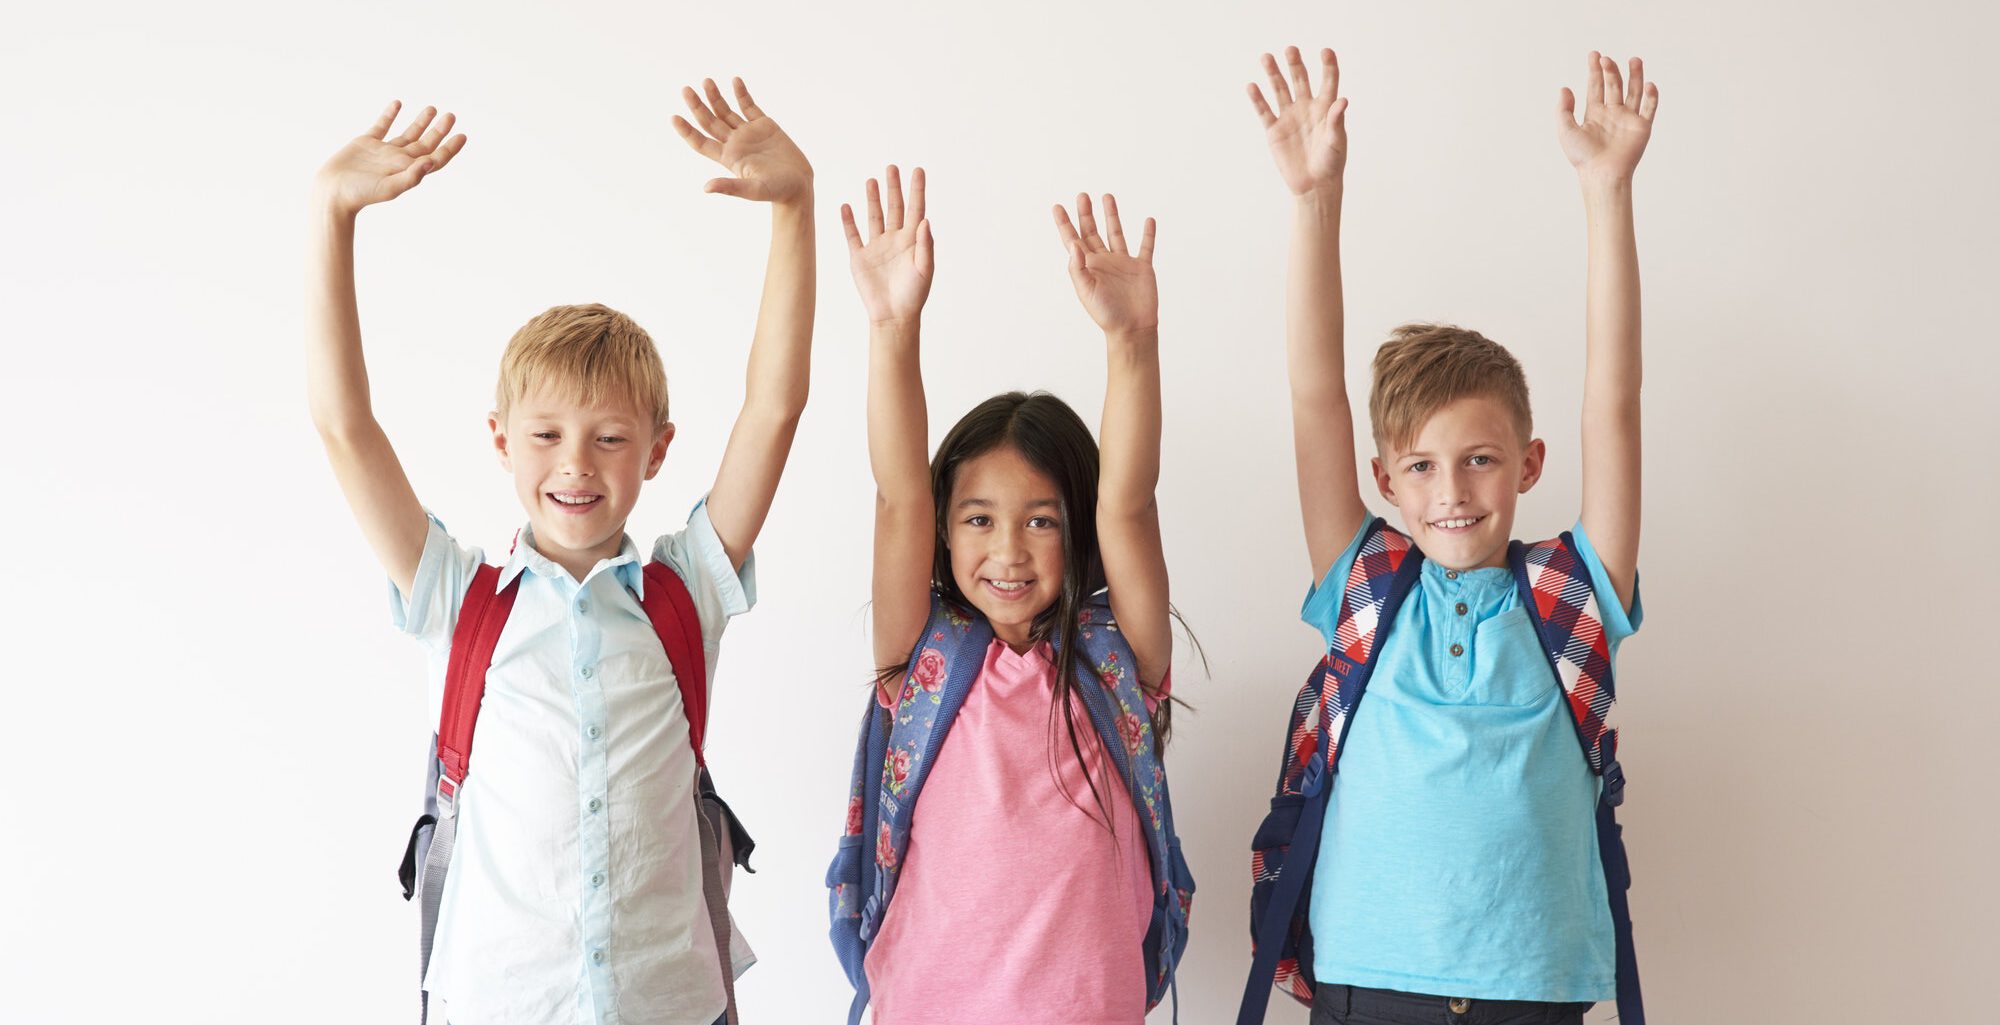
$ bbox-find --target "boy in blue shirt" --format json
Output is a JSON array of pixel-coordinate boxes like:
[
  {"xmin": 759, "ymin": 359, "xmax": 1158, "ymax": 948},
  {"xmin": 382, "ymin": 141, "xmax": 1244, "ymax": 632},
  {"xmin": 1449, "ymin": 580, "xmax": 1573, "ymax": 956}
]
[
  {"xmin": 306, "ymin": 80, "xmax": 814, "ymax": 1025},
  {"xmin": 1248, "ymin": 47, "xmax": 1659, "ymax": 1023}
]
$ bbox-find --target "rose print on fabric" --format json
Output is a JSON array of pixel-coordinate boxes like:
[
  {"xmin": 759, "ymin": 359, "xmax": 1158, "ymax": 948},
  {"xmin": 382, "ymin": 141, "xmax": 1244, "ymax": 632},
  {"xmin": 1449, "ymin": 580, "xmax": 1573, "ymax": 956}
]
[
  {"xmin": 913, "ymin": 648, "xmax": 946, "ymax": 692},
  {"xmin": 885, "ymin": 748, "xmax": 912, "ymax": 794},
  {"xmin": 877, "ymin": 822, "xmax": 897, "ymax": 869},
  {"xmin": 846, "ymin": 795, "xmax": 863, "ymax": 835},
  {"xmin": 1116, "ymin": 711, "xmax": 1146, "ymax": 756}
]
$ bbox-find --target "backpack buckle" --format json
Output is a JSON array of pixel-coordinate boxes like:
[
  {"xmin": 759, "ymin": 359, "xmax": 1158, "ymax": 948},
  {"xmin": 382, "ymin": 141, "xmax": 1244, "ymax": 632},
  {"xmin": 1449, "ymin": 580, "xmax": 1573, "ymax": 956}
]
[
  {"xmin": 858, "ymin": 895, "xmax": 881, "ymax": 942},
  {"xmin": 1300, "ymin": 753, "xmax": 1326, "ymax": 797},
  {"xmin": 1601, "ymin": 759, "xmax": 1626, "ymax": 808}
]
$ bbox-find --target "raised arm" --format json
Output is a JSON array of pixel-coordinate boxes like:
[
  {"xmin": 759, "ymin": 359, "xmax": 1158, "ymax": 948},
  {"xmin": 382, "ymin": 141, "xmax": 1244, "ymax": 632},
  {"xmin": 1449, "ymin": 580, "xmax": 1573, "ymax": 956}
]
[
  {"xmin": 672, "ymin": 77, "xmax": 816, "ymax": 572},
  {"xmin": 843, "ymin": 167, "xmax": 937, "ymax": 673},
  {"xmin": 1251, "ymin": 46, "xmax": 1370, "ymax": 584},
  {"xmin": 306, "ymin": 102, "xmax": 467, "ymax": 597},
  {"xmin": 1558, "ymin": 53, "xmax": 1657, "ymax": 610},
  {"xmin": 1053, "ymin": 194, "xmax": 1172, "ymax": 689}
]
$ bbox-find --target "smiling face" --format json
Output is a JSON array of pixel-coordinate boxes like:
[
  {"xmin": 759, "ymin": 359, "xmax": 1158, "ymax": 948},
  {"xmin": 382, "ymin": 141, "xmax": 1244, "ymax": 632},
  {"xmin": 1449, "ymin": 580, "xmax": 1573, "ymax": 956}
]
[
  {"xmin": 944, "ymin": 445, "xmax": 1069, "ymax": 652},
  {"xmin": 1371, "ymin": 394, "xmax": 1545, "ymax": 571},
  {"xmin": 490, "ymin": 387, "xmax": 673, "ymax": 581}
]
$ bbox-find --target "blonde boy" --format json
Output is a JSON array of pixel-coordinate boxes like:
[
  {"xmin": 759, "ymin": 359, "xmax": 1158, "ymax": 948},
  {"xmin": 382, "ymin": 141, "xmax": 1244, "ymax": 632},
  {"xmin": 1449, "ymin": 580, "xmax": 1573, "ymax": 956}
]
[
  {"xmin": 306, "ymin": 80, "xmax": 813, "ymax": 1025},
  {"xmin": 1251, "ymin": 47, "xmax": 1658, "ymax": 1023}
]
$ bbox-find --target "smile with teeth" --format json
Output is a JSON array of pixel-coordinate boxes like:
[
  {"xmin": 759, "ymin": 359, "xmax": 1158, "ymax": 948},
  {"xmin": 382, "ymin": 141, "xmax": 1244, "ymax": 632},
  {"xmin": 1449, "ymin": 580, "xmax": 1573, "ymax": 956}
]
[
  {"xmin": 550, "ymin": 493, "xmax": 602, "ymax": 507},
  {"xmin": 985, "ymin": 578, "xmax": 1033, "ymax": 596},
  {"xmin": 1430, "ymin": 515, "xmax": 1485, "ymax": 530}
]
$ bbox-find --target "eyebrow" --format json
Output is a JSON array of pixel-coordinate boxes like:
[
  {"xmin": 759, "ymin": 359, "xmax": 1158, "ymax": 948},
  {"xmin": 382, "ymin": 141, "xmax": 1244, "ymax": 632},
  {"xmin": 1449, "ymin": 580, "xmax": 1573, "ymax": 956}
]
[{"xmin": 954, "ymin": 497, "xmax": 1062, "ymax": 511}]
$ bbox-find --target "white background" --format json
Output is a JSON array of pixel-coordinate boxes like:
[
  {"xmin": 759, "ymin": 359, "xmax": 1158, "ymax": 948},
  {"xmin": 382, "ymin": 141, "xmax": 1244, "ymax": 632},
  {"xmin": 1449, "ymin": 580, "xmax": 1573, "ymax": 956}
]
[{"xmin": 3, "ymin": 1, "xmax": 1994, "ymax": 1022}]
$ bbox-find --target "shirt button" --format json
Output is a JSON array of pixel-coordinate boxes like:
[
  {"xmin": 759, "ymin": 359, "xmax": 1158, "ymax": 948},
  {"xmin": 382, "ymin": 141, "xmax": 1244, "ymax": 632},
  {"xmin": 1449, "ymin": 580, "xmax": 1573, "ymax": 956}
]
[
  {"xmin": 591, "ymin": 948, "xmax": 606, "ymax": 965},
  {"xmin": 587, "ymin": 797, "xmax": 602, "ymax": 813},
  {"xmin": 591, "ymin": 872, "xmax": 606, "ymax": 888},
  {"xmin": 1445, "ymin": 569, "xmax": 1459, "ymax": 580},
  {"xmin": 1448, "ymin": 997, "xmax": 1472, "ymax": 1014},
  {"xmin": 1449, "ymin": 643, "xmax": 1465, "ymax": 657},
  {"xmin": 1455, "ymin": 602, "xmax": 1468, "ymax": 616},
  {"xmin": 577, "ymin": 600, "xmax": 589, "ymax": 614},
  {"xmin": 580, "ymin": 665, "xmax": 594, "ymax": 679},
  {"xmin": 586, "ymin": 724, "xmax": 602, "ymax": 740}
]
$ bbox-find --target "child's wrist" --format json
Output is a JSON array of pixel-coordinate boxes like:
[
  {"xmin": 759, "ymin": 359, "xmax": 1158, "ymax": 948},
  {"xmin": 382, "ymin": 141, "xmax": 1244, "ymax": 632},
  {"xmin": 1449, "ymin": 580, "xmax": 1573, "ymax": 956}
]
[
  {"xmin": 1577, "ymin": 170, "xmax": 1636, "ymax": 196},
  {"xmin": 1294, "ymin": 185, "xmax": 1343, "ymax": 220},
  {"xmin": 1105, "ymin": 325, "xmax": 1160, "ymax": 351}
]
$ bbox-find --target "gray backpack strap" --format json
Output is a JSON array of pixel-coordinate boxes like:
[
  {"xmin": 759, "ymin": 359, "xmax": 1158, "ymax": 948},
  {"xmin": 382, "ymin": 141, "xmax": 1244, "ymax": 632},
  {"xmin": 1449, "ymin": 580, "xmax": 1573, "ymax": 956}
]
[
  {"xmin": 416, "ymin": 773, "xmax": 461, "ymax": 1024},
  {"xmin": 697, "ymin": 769, "xmax": 740, "ymax": 1025}
]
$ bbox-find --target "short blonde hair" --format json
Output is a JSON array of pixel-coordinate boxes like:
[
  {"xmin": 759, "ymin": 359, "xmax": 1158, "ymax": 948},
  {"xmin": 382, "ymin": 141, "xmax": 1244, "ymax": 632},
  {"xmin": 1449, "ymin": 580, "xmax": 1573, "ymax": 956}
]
[
  {"xmin": 495, "ymin": 304, "xmax": 670, "ymax": 430},
  {"xmin": 1368, "ymin": 323, "xmax": 1531, "ymax": 453}
]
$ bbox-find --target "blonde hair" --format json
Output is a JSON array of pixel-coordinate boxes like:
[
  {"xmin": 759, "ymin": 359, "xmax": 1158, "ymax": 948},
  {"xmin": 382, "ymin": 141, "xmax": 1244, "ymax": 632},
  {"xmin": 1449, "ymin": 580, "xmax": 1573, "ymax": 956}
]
[
  {"xmin": 1368, "ymin": 323, "xmax": 1532, "ymax": 453},
  {"xmin": 495, "ymin": 304, "xmax": 670, "ymax": 430}
]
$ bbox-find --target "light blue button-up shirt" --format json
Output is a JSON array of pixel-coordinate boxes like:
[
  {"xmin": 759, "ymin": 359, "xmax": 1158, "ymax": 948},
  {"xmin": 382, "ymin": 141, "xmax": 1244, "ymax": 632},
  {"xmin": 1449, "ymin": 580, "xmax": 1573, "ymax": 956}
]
[
  {"xmin": 1303, "ymin": 521, "xmax": 1640, "ymax": 1002},
  {"xmin": 392, "ymin": 501, "xmax": 755, "ymax": 1025}
]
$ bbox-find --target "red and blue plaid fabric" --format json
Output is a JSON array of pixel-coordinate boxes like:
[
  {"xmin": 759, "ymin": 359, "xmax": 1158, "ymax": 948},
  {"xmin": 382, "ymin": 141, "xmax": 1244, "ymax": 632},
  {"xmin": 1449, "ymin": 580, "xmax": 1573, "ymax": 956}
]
[{"xmin": 1520, "ymin": 537, "xmax": 1619, "ymax": 781}]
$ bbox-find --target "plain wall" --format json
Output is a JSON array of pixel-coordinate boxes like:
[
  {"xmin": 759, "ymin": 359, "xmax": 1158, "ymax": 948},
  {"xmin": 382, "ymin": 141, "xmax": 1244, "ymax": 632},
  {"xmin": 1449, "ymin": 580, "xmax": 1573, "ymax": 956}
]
[{"xmin": 3, "ymin": 0, "xmax": 1993, "ymax": 1022}]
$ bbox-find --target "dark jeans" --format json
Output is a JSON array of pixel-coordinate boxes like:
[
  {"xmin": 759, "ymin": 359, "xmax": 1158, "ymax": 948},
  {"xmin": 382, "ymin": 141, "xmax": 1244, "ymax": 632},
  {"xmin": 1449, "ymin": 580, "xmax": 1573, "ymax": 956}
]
[{"xmin": 1310, "ymin": 983, "xmax": 1594, "ymax": 1025}]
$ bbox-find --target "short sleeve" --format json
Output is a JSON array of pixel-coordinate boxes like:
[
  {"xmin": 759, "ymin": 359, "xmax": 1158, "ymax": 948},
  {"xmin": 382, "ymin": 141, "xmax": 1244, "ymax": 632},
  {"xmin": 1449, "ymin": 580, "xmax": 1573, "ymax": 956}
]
[
  {"xmin": 650, "ymin": 498, "xmax": 758, "ymax": 689},
  {"xmin": 1300, "ymin": 519, "xmax": 1376, "ymax": 646},
  {"xmin": 1568, "ymin": 521, "xmax": 1642, "ymax": 643},
  {"xmin": 387, "ymin": 512, "xmax": 487, "ymax": 655}
]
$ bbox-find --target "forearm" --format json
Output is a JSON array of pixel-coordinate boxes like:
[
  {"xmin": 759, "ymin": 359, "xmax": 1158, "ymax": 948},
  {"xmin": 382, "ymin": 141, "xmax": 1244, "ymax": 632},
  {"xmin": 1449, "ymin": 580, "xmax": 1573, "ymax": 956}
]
[
  {"xmin": 1098, "ymin": 328, "xmax": 1162, "ymax": 518},
  {"xmin": 305, "ymin": 204, "xmax": 378, "ymax": 438},
  {"xmin": 739, "ymin": 199, "xmax": 816, "ymax": 422},
  {"xmin": 1285, "ymin": 188, "xmax": 1348, "ymax": 411},
  {"xmin": 867, "ymin": 320, "xmax": 930, "ymax": 505},
  {"xmin": 1581, "ymin": 178, "xmax": 1642, "ymax": 411}
]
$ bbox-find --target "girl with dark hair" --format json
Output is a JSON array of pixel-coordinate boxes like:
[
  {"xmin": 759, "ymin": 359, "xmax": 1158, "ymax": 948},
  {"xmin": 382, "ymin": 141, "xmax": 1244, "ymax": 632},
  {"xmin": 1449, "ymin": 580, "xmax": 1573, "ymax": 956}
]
[{"xmin": 833, "ymin": 165, "xmax": 1182, "ymax": 1025}]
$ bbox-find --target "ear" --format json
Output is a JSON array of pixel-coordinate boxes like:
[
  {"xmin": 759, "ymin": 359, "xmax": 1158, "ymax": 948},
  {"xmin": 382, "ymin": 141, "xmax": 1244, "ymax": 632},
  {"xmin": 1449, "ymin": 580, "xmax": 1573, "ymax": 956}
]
[
  {"xmin": 489, "ymin": 412, "xmax": 512, "ymax": 472},
  {"xmin": 1370, "ymin": 455, "xmax": 1396, "ymax": 503},
  {"xmin": 643, "ymin": 422, "xmax": 676, "ymax": 480},
  {"xmin": 1518, "ymin": 438, "xmax": 1546, "ymax": 493}
]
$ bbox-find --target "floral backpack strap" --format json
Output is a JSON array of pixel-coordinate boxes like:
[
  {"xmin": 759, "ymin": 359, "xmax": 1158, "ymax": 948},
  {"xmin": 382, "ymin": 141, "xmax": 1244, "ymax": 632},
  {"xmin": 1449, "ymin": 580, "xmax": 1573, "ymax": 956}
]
[
  {"xmin": 1238, "ymin": 518, "xmax": 1423, "ymax": 1025},
  {"xmin": 828, "ymin": 592, "xmax": 990, "ymax": 1025},
  {"xmin": 1070, "ymin": 597, "xmax": 1193, "ymax": 1014},
  {"xmin": 1510, "ymin": 534, "xmax": 1644, "ymax": 1025}
]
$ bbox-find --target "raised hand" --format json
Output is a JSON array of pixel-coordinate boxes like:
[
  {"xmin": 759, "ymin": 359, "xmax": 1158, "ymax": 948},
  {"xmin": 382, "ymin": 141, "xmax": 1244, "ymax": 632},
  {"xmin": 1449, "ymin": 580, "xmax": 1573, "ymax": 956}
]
[
  {"xmin": 1054, "ymin": 193, "xmax": 1157, "ymax": 335},
  {"xmin": 313, "ymin": 102, "xmax": 467, "ymax": 217},
  {"xmin": 1248, "ymin": 46, "xmax": 1348, "ymax": 196},
  {"xmin": 1558, "ymin": 53, "xmax": 1659, "ymax": 182},
  {"xmin": 672, "ymin": 77, "xmax": 812, "ymax": 204},
  {"xmin": 841, "ymin": 166, "xmax": 932, "ymax": 326}
]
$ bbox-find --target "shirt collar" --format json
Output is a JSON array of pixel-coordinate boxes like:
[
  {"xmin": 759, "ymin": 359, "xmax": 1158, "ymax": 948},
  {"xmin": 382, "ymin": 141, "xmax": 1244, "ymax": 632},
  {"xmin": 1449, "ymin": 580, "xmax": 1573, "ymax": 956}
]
[{"xmin": 495, "ymin": 524, "xmax": 647, "ymax": 595}]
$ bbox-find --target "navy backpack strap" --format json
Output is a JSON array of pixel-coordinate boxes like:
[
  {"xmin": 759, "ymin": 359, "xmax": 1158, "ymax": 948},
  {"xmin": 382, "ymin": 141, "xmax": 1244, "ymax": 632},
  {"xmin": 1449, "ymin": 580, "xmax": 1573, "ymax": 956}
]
[
  {"xmin": 1238, "ymin": 519, "xmax": 1421, "ymax": 1025},
  {"xmin": 1510, "ymin": 535, "xmax": 1643, "ymax": 1025}
]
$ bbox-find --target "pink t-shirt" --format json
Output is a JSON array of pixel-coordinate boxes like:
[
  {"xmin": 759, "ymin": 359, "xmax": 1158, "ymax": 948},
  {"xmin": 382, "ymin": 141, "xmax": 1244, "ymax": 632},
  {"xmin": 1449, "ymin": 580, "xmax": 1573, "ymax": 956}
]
[{"xmin": 863, "ymin": 638, "xmax": 1158, "ymax": 1025}]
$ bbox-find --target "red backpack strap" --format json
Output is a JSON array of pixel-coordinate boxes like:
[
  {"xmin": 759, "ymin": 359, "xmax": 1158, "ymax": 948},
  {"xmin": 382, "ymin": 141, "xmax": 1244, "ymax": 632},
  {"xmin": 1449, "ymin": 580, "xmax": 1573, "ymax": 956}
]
[
  {"xmin": 641, "ymin": 560, "xmax": 708, "ymax": 764},
  {"xmin": 438, "ymin": 564, "xmax": 520, "ymax": 796}
]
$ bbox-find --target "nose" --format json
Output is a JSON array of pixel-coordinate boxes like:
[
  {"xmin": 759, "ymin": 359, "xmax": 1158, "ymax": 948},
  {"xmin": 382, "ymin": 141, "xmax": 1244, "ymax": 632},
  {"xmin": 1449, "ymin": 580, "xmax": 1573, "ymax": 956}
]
[
  {"xmin": 1437, "ymin": 465, "xmax": 1470, "ymax": 506},
  {"xmin": 990, "ymin": 522, "xmax": 1029, "ymax": 565},
  {"xmin": 559, "ymin": 437, "xmax": 596, "ymax": 477}
]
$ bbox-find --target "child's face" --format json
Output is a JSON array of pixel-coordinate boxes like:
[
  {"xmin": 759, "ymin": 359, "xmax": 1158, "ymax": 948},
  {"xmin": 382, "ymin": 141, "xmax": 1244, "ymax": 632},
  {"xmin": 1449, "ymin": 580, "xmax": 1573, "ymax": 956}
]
[
  {"xmin": 945, "ymin": 446, "xmax": 1068, "ymax": 653},
  {"xmin": 1372, "ymin": 395, "xmax": 1544, "ymax": 571},
  {"xmin": 490, "ymin": 387, "xmax": 673, "ymax": 578}
]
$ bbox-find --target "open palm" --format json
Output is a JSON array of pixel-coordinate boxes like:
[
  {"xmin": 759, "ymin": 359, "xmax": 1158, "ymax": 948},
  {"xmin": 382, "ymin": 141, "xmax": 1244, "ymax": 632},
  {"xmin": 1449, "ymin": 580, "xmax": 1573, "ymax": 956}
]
[
  {"xmin": 1055, "ymin": 193, "xmax": 1157, "ymax": 334},
  {"xmin": 1558, "ymin": 53, "xmax": 1659, "ymax": 180},
  {"xmin": 1249, "ymin": 47, "xmax": 1348, "ymax": 195},
  {"xmin": 672, "ymin": 77, "xmax": 812, "ymax": 204},
  {"xmin": 841, "ymin": 166, "xmax": 932, "ymax": 325},
  {"xmin": 314, "ymin": 102, "xmax": 466, "ymax": 216}
]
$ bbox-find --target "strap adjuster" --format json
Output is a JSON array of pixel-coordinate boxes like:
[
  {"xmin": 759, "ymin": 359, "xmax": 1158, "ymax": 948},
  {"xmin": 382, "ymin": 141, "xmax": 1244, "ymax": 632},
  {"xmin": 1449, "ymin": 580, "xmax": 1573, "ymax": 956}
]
[{"xmin": 1601, "ymin": 759, "xmax": 1626, "ymax": 808}]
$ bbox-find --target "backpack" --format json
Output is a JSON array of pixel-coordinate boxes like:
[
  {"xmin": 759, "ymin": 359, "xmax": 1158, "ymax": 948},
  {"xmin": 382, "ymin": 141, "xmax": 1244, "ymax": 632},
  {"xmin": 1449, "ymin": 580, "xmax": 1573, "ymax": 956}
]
[
  {"xmin": 395, "ymin": 558, "xmax": 757, "ymax": 1025},
  {"xmin": 826, "ymin": 592, "xmax": 1196, "ymax": 1025},
  {"xmin": 1236, "ymin": 518, "xmax": 1643, "ymax": 1025}
]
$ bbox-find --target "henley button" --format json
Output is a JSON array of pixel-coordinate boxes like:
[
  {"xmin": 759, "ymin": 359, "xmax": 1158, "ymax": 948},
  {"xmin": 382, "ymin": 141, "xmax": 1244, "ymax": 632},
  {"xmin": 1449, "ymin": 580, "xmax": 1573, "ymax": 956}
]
[
  {"xmin": 1449, "ymin": 643, "xmax": 1465, "ymax": 657},
  {"xmin": 587, "ymin": 797, "xmax": 602, "ymax": 813},
  {"xmin": 1455, "ymin": 602, "xmax": 1468, "ymax": 616}
]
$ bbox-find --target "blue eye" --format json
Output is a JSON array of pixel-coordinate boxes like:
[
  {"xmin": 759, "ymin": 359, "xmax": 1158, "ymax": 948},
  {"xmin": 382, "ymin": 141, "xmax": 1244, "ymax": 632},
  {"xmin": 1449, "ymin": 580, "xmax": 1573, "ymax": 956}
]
[
  {"xmin": 532, "ymin": 431, "xmax": 559, "ymax": 441},
  {"xmin": 598, "ymin": 436, "xmax": 626, "ymax": 445},
  {"xmin": 1469, "ymin": 455, "xmax": 1493, "ymax": 466},
  {"xmin": 1408, "ymin": 461, "xmax": 1431, "ymax": 473}
]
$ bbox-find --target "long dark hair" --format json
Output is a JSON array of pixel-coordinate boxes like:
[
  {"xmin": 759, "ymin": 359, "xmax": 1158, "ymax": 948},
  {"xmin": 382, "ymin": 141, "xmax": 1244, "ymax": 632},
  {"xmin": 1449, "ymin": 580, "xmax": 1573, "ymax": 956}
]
[{"xmin": 922, "ymin": 391, "xmax": 1176, "ymax": 829}]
